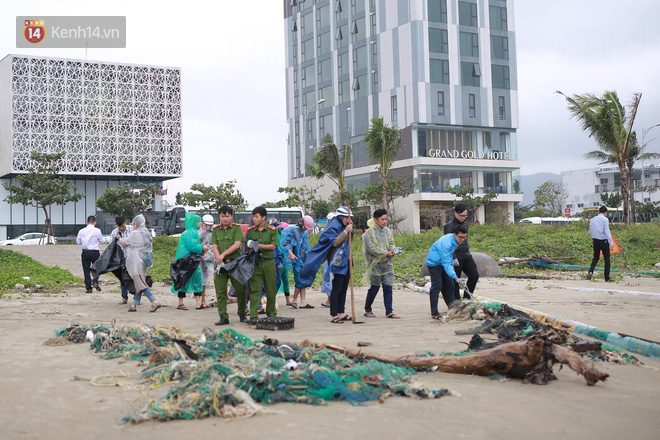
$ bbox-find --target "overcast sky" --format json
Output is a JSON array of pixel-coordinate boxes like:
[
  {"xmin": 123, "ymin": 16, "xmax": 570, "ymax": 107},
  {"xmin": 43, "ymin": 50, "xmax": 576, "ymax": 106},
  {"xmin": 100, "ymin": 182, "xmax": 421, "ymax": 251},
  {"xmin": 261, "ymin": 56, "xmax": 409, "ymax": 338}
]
[{"xmin": 3, "ymin": 0, "xmax": 660, "ymax": 207}]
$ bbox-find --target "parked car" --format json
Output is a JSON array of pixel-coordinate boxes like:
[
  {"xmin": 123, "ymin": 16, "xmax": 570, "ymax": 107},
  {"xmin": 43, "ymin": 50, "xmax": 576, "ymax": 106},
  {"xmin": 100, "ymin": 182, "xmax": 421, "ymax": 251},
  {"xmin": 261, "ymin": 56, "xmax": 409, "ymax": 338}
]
[{"xmin": 0, "ymin": 232, "xmax": 57, "ymax": 245}]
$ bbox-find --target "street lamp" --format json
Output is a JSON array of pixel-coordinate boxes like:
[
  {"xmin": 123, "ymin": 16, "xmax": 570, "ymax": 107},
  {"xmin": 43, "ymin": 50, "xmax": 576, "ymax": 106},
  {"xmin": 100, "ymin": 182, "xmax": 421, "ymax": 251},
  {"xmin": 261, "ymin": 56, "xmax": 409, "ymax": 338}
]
[{"xmin": 302, "ymin": 98, "xmax": 325, "ymax": 175}]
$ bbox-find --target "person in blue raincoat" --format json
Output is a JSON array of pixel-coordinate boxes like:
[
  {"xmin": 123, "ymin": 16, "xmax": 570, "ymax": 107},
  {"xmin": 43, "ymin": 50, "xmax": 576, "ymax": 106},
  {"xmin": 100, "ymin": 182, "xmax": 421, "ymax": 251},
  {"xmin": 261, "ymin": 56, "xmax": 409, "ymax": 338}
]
[
  {"xmin": 300, "ymin": 206, "xmax": 353, "ymax": 323},
  {"xmin": 281, "ymin": 215, "xmax": 314, "ymax": 309},
  {"xmin": 171, "ymin": 212, "xmax": 209, "ymax": 310}
]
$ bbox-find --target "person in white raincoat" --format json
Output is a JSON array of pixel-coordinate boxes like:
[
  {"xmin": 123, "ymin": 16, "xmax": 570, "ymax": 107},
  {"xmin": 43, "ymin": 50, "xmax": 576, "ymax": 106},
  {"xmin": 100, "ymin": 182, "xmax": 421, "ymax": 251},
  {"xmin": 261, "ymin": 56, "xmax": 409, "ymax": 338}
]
[{"xmin": 119, "ymin": 214, "xmax": 161, "ymax": 312}]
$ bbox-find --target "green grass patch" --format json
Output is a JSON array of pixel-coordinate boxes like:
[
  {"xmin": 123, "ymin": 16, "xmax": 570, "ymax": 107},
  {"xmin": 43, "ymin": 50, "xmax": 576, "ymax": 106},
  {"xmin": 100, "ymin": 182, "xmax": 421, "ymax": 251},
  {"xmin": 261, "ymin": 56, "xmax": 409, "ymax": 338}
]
[{"xmin": 0, "ymin": 249, "xmax": 81, "ymax": 296}]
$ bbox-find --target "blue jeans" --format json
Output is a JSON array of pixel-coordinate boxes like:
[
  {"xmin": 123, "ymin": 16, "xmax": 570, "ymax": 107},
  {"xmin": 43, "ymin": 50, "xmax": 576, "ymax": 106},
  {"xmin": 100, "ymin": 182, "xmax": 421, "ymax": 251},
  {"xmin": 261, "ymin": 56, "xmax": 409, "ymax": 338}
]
[
  {"xmin": 428, "ymin": 265, "xmax": 457, "ymax": 316},
  {"xmin": 365, "ymin": 284, "xmax": 393, "ymax": 315},
  {"xmin": 120, "ymin": 284, "xmax": 129, "ymax": 300},
  {"xmin": 133, "ymin": 287, "xmax": 156, "ymax": 306}
]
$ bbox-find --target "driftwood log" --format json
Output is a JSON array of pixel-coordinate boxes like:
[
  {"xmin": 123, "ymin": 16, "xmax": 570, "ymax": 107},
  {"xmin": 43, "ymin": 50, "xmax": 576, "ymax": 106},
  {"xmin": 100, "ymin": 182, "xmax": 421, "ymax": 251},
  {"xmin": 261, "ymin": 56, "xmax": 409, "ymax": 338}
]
[{"xmin": 301, "ymin": 329, "xmax": 609, "ymax": 386}]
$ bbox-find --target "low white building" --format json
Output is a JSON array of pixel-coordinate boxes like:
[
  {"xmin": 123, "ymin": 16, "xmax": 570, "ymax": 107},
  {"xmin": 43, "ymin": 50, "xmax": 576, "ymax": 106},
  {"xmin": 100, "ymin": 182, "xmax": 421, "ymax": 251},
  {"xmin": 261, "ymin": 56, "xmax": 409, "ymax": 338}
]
[
  {"xmin": 561, "ymin": 165, "xmax": 660, "ymax": 214},
  {"xmin": 0, "ymin": 54, "xmax": 182, "ymax": 239}
]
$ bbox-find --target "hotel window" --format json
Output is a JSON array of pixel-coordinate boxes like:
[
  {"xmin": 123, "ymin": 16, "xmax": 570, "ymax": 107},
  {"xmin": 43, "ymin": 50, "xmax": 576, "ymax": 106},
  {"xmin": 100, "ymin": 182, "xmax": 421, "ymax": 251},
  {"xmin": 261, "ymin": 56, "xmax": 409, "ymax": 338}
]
[
  {"xmin": 370, "ymin": 12, "xmax": 377, "ymax": 35},
  {"xmin": 293, "ymin": 69, "xmax": 298, "ymax": 91},
  {"xmin": 353, "ymin": 45, "xmax": 367, "ymax": 71},
  {"xmin": 489, "ymin": 5, "xmax": 508, "ymax": 31},
  {"xmin": 306, "ymin": 118, "xmax": 316, "ymax": 142},
  {"xmin": 428, "ymin": 0, "xmax": 448, "ymax": 23},
  {"xmin": 459, "ymin": 1, "xmax": 478, "ymax": 27},
  {"xmin": 371, "ymin": 41, "xmax": 378, "ymax": 65},
  {"xmin": 301, "ymin": 13, "xmax": 313, "ymax": 36},
  {"xmin": 492, "ymin": 65, "xmax": 510, "ymax": 89},
  {"xmin": 337, "ymin": 25, "xmax": 347, "ymax": 49},
  {"xmin": 430, "ymin": 59, "xmax": 449, "ymax": 84},
  {"xmin": 336, "ymin": 0, "xmax": 347, "ymax": 21},
  {"xmin": 459, "ymin": 32, "xmax": 479, "ymax": 57},
  {"xmin": 319, "ymin": 85, "xmax": 334, "ymax": 107},
  {"xmin": 316, "ymin": 5, "xmax": 330, "ymax": 29},
  {"xmin": 498, "ymin": 96, "xmax": 506, "ymax": 119},
  {"xmin": 318, "ymin": 59, "xmax": 332, "ymax": 83},
  {"xmin": 301, "ymin": 39, "xmax": 314, "ymax": 62},
  {"xmin": 461, "ymin": 62, "xmax": 481, "ymax": 86},
  {"xmin": 338, "ymin": 51, "xmax": 348, "ymax": 76},
  {"xmin": 491, "ymin": 35, "xmax": 509, "ymax": 60},
  {"xmin": 437, "ymin": 91, "xmax": 445, "ymax": 116},
  {"xmin": 317, "ymin": 33, "xmax": 331, "ymax": 56},
  {"xmin": 301, "ymin": 65, "xmax": 315, "ymax": 88},
  {"xmin": 391, "ymin": 95, "xmax": 397, "ymax": 122},
  {"xmin": 371, "ymin": 70, "xmax": 378, "ymax": 90},
  {"xmin": 468, "ymin": 94, "xmax": 476, "ymax": 118},
  {"xmin": 353, "ymin": 74, "xmax": 366, "ymax": 98},
  {"xmin": 338, "ymin": 80, "xmax": 349, "ymax": 104},
  {"xmin": 352, "ymin": 18, "xmax": 365, "ymax": 43},
  {"xmin": 352, "ymin": 0, "xmax": 365, "ymax": 15},
  {"xmin": 429, "ymin": 28, "xmax": 448, "ymax": 54}
]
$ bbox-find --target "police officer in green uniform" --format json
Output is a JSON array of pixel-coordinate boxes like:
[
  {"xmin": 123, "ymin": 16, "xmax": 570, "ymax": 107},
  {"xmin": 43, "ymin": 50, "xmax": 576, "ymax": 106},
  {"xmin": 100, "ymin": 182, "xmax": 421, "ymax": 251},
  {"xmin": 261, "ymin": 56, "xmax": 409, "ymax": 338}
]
[
  {"xmin": 211, "ymin": 205, "xmax": 246, "ymax": 325},
  {"xmin": 245, "ymin": 206, "xmax": 279, "ymax": 324}
]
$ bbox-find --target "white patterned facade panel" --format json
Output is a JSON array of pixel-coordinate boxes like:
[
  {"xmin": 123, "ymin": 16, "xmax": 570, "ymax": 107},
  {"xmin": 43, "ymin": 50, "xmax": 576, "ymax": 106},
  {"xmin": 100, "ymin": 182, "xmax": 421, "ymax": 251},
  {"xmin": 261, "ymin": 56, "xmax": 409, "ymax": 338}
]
[{"xmin": 7, "ymin": 55, "xmax": 182, "ymax": 178}]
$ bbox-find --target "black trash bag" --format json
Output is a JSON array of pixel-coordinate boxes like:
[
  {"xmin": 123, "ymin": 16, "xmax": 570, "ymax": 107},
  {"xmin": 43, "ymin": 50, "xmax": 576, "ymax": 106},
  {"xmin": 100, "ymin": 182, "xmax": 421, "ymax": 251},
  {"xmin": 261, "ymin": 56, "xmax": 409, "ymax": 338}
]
[
  {"xmin": 217, "ymin": 240, "xmax": 260, "ymax": 285},
  {"xmin": 170, "ymin": 253, "xmax": 203, "ymax": 291},
  {"xmin": 91, "ymin": 238, "xmax": 123, "ymax": 278},
  {"xmin": 120, "ymin": 264, "xmax": 152, "ymax": 295}
]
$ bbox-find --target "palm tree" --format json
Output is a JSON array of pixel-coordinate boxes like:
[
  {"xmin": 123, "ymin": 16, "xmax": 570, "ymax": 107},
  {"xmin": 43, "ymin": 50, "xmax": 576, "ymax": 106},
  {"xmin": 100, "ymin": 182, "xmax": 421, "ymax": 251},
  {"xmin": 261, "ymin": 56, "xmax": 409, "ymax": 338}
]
[
  {"xmin": 557, "ymin": 91, "xmax": 641, "ymax": 224},
  {"xmin": 363, "ymin": 117, "xmax": 403, "ymax": 213},
  {"xmin": 306, "ymin": 134, "xmax": 352, "ymax": 205}
]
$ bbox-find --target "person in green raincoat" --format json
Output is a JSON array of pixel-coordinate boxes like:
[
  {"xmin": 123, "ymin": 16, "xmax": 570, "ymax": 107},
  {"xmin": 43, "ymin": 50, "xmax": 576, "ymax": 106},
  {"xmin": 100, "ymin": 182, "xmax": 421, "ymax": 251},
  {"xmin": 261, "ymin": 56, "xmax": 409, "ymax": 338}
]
[{"xmin": 171, "ymin": 212, "xmax": 209, "ymax": 310}]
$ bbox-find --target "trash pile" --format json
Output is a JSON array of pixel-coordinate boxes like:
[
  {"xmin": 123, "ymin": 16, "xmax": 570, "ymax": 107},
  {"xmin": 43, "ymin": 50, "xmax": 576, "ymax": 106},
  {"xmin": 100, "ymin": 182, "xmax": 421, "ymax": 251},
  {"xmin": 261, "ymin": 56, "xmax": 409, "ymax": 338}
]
[
  {"xmin": 53, "ymin": 324, "xmax": 450, "ymax": 423},
  {"xmin": 448, "ymin": 300, "xmax": 644, "ymax": 367}
]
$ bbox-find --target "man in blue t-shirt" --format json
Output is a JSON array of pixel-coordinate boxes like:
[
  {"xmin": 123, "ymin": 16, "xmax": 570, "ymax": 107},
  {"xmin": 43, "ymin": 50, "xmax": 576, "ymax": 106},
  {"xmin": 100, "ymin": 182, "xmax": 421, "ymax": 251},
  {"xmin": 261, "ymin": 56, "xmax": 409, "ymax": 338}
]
[{"xmin": 425, "ymin": 223, "xmax": 468, "ymax": 319}]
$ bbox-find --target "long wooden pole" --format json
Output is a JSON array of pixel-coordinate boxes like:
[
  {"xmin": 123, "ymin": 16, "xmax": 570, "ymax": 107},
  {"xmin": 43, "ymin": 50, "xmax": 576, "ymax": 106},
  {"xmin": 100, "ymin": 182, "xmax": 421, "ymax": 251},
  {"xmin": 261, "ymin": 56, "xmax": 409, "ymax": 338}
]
[{"xmin": 347, "ymin": 206, "xmax": 362, "ymax": 324}]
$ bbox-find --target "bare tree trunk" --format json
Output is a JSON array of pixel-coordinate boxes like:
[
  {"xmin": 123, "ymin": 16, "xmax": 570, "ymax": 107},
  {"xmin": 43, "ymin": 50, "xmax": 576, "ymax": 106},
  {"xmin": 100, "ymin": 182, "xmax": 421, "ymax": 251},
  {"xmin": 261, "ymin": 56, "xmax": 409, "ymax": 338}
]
[
  {"xmin": 628, "ymin": 168, "xmax": 637, "ymax": 223},
  {"xmin": 41, "ymin": 206, "xmax": 54, "ymax": 244}
]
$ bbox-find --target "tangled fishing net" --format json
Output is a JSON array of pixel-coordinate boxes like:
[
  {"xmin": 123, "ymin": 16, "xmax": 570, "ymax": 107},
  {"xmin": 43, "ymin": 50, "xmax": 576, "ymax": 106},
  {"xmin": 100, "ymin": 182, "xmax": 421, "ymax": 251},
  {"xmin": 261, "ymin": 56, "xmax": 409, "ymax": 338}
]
[
  {"xmin": 54, "ymin": 324, "xmax": 450, "ymax": 423},
  {"xmin": 445, "ymin": 300, "xmax": 645, "ymax": 366}
]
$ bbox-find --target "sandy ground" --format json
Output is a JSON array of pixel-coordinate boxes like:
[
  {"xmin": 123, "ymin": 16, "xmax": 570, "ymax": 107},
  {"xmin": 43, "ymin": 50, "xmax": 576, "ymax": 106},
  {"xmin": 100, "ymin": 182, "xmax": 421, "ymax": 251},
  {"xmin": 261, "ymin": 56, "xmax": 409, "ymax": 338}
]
[{"xmin": 1, "ymin": 246, "xmax": 660, "ymax": 439}]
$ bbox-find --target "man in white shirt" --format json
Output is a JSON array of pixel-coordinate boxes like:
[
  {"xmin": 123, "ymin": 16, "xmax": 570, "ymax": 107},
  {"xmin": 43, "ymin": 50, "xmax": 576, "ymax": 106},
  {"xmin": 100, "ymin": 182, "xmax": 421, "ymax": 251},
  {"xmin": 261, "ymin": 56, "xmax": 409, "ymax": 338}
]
[
  {"xmin": 77, "ymin": 215, "xmax": 104, "ymax": 293},
  {"xmin": 587, "ymin": 206, "xmax": 614, "ymax": 282}
]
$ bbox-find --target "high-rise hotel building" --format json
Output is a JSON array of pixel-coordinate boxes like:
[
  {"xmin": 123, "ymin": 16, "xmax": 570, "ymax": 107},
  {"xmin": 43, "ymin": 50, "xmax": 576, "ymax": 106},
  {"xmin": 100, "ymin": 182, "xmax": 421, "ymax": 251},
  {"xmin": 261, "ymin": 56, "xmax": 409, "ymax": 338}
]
[{"xmin": 283, "ymin": 0, "xmax": 522, "ymax": 231}]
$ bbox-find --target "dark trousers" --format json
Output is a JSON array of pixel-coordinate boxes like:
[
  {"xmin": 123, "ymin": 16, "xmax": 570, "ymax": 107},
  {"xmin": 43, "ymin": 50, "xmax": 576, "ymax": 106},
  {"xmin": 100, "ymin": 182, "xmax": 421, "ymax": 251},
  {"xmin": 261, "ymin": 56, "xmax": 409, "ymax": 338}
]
[
  {"xmin": 428, "ymin": 264, "xmax": 457, "ymax": 316},
  {"xmin": 453, "ymin": 257, "xmax": 479, "ymax": 299},
  {"xmin": 589, "ymin": 239, "xmax": 611, "ymax": 281},
  {"xmin": 365, "ymin": 284, "xmax": 393, "ymax": 315},
  {"xmin": 248, "ymin": 259, "xmax": 277, "ymax": 318},
  {"xmin": 330, "ymin": 273, "xmax": 350, "ymax": 317},
  {"xmin": 81, "ymin": 249, "xmax": 100, "ymax": 291}
]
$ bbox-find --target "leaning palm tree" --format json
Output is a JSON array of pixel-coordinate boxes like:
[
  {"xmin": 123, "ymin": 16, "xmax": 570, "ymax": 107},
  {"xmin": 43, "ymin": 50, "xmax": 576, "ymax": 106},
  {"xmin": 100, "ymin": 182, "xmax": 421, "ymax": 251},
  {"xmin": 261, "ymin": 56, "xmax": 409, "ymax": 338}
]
[
  {"xmin": 364, "ymin": 117, "xmax": 403, "ymax": 213},
  {"xmin": 557, "ymin": 91, "xmax": 641, "ymax": 224},
  {"xmin": 306, "ymin": 134, "xmax": 352, "ymax": 205}
]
